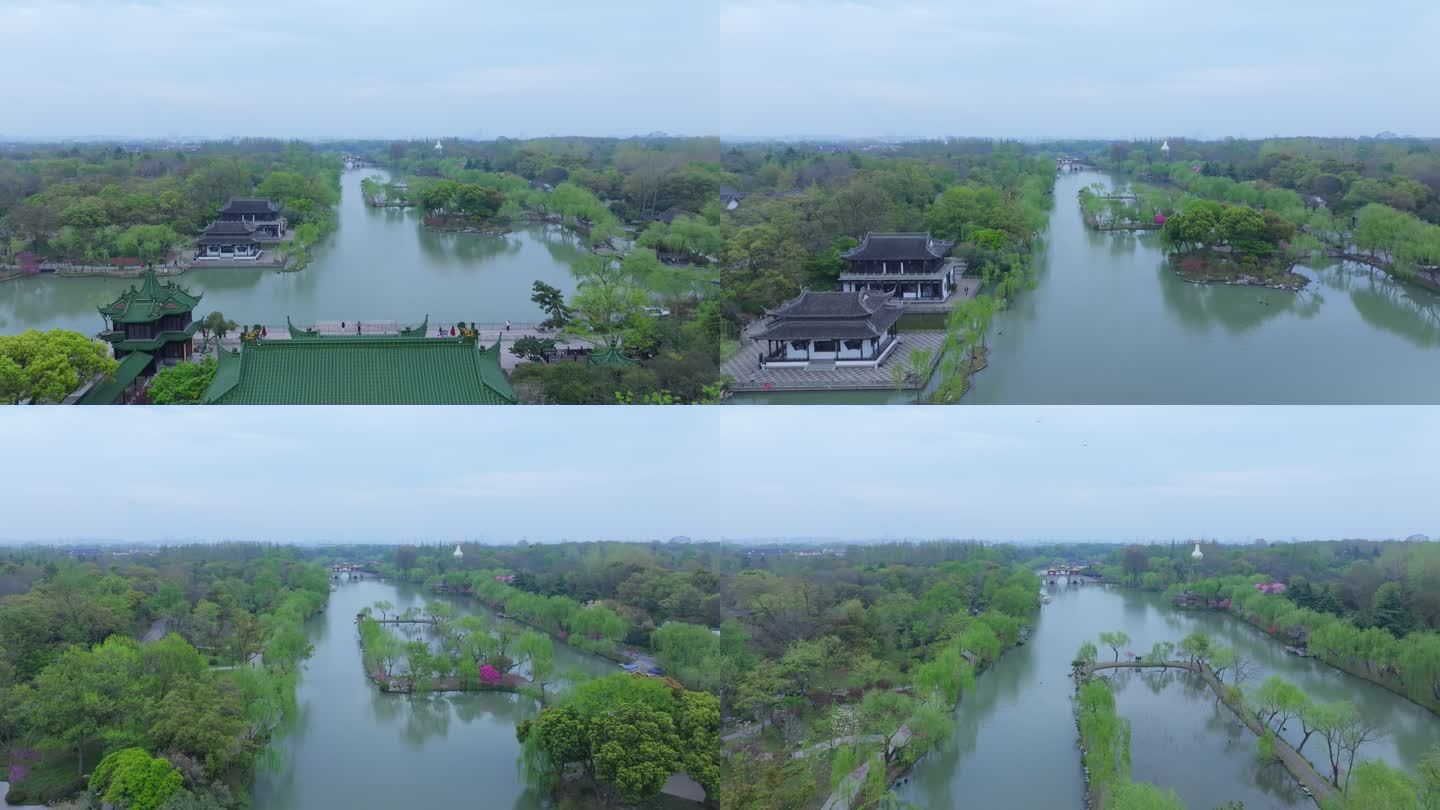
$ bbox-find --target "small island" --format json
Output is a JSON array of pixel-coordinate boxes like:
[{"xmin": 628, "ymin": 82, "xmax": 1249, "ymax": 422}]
[{"xmin": 1161, "ymin": 199, "xmax": 1311, "ymax": 290}]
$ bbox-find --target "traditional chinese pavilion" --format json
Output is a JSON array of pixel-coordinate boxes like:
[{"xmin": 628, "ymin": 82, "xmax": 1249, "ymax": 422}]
[
  {"xmin": 202, "ymin": 323, "xmax": 516, "ymax": 405},
  {"xmin": 196, "ymin": 220, "xmax": 262, "ymax": 260},
  {"xmin": 838, "ymin": 232, "xmax": 957, "ymax": 303},
  {"xmin": 216, "ymin": 197, "xmax": 285, "ymax": 239},
  {"xmin": 96, "ymin": 269, "xmax": 201, "ymax": 376},
  {"xmin": 750, "ymin": 289, "xmax": 902, "ymax": 368}
]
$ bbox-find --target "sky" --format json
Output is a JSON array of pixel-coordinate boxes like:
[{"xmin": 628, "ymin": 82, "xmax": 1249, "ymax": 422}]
[
  {"xmin": 1, "ymin": 407, "xmax": 1435, "ymax": 544},
  {"xmin": 0, "ymin": 1, "xmax": 1435, "ymax": 140}
]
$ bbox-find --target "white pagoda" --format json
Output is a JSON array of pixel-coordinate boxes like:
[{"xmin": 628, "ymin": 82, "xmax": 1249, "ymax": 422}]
[{"xmin": 452, "ymin": 543, "xmax": 463, "ymax": 559}]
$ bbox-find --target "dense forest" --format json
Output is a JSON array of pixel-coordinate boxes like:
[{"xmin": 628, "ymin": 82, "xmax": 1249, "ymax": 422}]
[
  {"xmin": 0, "ymin": 140, "xmax": 341, "ymax": 273},
  {"xmin": 0, "ymin": 544, "xmax": 329, "ymax": 807},
  {"xmin": 358, "ymin": 539, "xmax": 1042, "ymax": 807},
  {"xmin": 1066, "ymin": 137, "xmax": 1440, "ymax": 282},
  {"xmin": 1086, "ymin": 137, "xmax": 1440, "ymax": 225}
]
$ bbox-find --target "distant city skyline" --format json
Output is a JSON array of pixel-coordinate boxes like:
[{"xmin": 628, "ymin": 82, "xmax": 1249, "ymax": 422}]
[
  {"xmin": 1, "ymin": 0, "xmax": 1434, "ymax": 139},
  {"xmin": 2, "ymin": 407, "xmax": 1435, "ymax": 543}
]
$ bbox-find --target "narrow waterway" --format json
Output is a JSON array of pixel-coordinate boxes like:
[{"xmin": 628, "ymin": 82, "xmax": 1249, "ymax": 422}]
[
  {"xmin": 250, "ymin": 577, "xmax": 615, "ymax": 810},
  {"xmin": 895, "ymin": 583, "xmax": 1440, "ymax": 809},
  {"xmin": 0, "ymin": 169, "xmax": 586, "ymax": 336},
  {"xmin": 732, "ymin": 170, "xmax": 1440, "ymax": 404}
]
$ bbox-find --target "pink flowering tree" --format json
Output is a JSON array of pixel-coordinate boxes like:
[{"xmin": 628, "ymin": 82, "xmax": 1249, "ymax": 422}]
[{"xmin": 479, "ymin": 664, "xmax": 501, "ymax": 685}]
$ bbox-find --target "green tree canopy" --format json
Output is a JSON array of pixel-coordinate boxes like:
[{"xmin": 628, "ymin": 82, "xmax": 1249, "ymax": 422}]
[
  {"xmin": 91, "ymin": 748, "xmax": 183, "ymax": 810},
  {"xmin": 147, "ymin": 357, "xmax": 217, "ymax": 405},
  {"xmin": 0, "ymin": 329, "xmax": 117, "ymax": 403}
]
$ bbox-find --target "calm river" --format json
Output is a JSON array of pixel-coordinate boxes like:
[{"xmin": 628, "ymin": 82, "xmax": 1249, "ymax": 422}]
[
  {"xmin": 0, "ymin": 169, "xmax": 585, "ymax": 335},
  {"xmin": 734, "ymin": 169, "xmax": 1440, "ymax": 404},
  {"xmin": 895, "ymin": 582, "xmax": 1440, "ymax": 809},
  {"xmin": 250, "ymin": 577, "xmax": 614, "ymax": 810}
]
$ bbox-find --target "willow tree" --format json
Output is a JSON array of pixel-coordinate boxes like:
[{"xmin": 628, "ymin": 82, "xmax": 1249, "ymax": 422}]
[
  {"xmin": 1098, "ymin": 631, "xmax": 1130, "ymax": 662},
  {"xmin": 569, "ymin": 255, "xmax": 649, "ymax": 351}
]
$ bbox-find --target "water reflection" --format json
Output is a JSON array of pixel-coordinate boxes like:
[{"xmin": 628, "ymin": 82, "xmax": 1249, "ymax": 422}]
[
  {"xmin": 965, "ymin": 170, "xmax": 1440, "ymax": 403},
  {"xmin": 1342, "ymin": 272, "xmax": 1440, "ymax": 347},
  {"xmin": 897, "ymin": 585, "xmax": 1440, "ymax": 809},
  {"xmin": 251, "ymin": 578, "xmax": 612, "ymax": 810},
  {"xmin": 0, "ymin": 169, "xmax": 586, "ymax": 335},
  {"xmin": 1157, "ymin": 267, "xmax": 1306, "ymax": 335},
  {"xmin": 1111, "ymin": 668, "xmax": 1307, "ymax": 808}
]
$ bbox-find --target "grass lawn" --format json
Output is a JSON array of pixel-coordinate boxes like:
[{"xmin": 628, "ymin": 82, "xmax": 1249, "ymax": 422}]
[{"xmin": 896, "ymin": 312, "xmax": 947, "ymax": 331}]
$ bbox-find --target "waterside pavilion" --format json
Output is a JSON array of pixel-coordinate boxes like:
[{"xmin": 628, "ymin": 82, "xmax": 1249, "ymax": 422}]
[
  {"xmin": 216, "ymin": 197, "xmax": 286, "ymax": 239},
  {"xmin": 751, "ymin": 289, "xmax": 903, "ymax": 368},
  {"xmin": 196, "ymin": 221, "xmax": 263, "ymax": 260},
  {"xmin": 838, "ymin": 232, "xmax": 961, "ymax": 304}
]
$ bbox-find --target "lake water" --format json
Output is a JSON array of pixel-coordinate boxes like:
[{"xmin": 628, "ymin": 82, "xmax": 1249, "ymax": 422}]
[
  {"xmin": 733, "ymin": 170, "xmax": 1440, "ymax": 404},
  {"xmin": 895, "ymin": 583, "xmax": 1440, "ymax": 809},
  {"xmin": 250, "ymin": 577, "xmax": 614, "ymax": 810},
  {"xmin": 0, "ymin": 169, "xmax": 586, "ymax": 335}
]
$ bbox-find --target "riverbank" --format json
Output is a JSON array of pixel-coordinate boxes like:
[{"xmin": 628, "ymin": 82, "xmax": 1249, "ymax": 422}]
[
  {"xmin": 1326, "ymin": 248, "xmax": 1440, "ymax": 293},
  {"xmin": 861, "ymin": 624, "xmax": 1030, "ymax": 803},
  {"xmin": 1083, "ymin": 660, "xmax": 1335, "ymax": 807},
  {"xmin": 1174, "ymin": 596, "xmax": 1440, "ymax": 718}
]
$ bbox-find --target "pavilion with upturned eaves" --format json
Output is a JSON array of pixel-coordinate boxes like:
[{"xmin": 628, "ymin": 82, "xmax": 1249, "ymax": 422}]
[
  {"xmin": 96, "ymin": 269, "xmax": 201, "ymax": 377},
  {"xmin": 196, "ymin": 220, "xmax": 263, "ymax": 260},
  {"xmin": 838, "ymin": 232, "xmax": 959, "ymax": 303},
  {"xmin": 750, "ymin": 289, "xmax": 903, "ymax": 368},
  {"xmin": 202, "ymin": 321, "xmax": 516, "ymax": 405},
  {"xmin": 216, "ymin": 197, "xmax": 286, "ymax": 239}
]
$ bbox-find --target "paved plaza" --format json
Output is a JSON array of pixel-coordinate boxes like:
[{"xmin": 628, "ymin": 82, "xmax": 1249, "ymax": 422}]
[{"xmin": 721, "ymin": 330, "xmax": 948, "ymax": 392}]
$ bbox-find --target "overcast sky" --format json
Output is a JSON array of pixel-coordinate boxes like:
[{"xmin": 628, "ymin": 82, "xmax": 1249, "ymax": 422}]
[
  {"xmin": 1, "ymin": 407, "xmax": 1434, "ymax": 544},
  {"xmin": 0, "ymin": 1, "xmax": 1434, "ymax": 140}
]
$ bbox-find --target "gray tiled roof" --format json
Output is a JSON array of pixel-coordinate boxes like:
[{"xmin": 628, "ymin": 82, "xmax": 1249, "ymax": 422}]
[
  {"xmin": 841, "ymin": 232, "xmax": 953, "ymax": 261},
  {"xmin": 752, "ymin": 290, "xmax": 903, "ymax": 340},
  {"xmin": 219, "ymin": 197, "xmax": 282, "ymax": 215}
]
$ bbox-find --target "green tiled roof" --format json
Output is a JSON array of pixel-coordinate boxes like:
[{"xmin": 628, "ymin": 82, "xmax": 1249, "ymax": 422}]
[
  {"xmin": 587, "ymin": 343, "xmax": 637, "ymax": 368},
  {"xmin": 98, "ymin": 269, "xmax": 201, "ymax": 324},
  {"xmin": 203, "ymin": 334, "xmax": 516, "ymax": 405},
  {"xmin": 76, "ymin": 351, "xmax": 152, "ymax": 405},
  {"xmin": 286, "ymin": 317, "xmax": 320, "ymax": 339}
]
